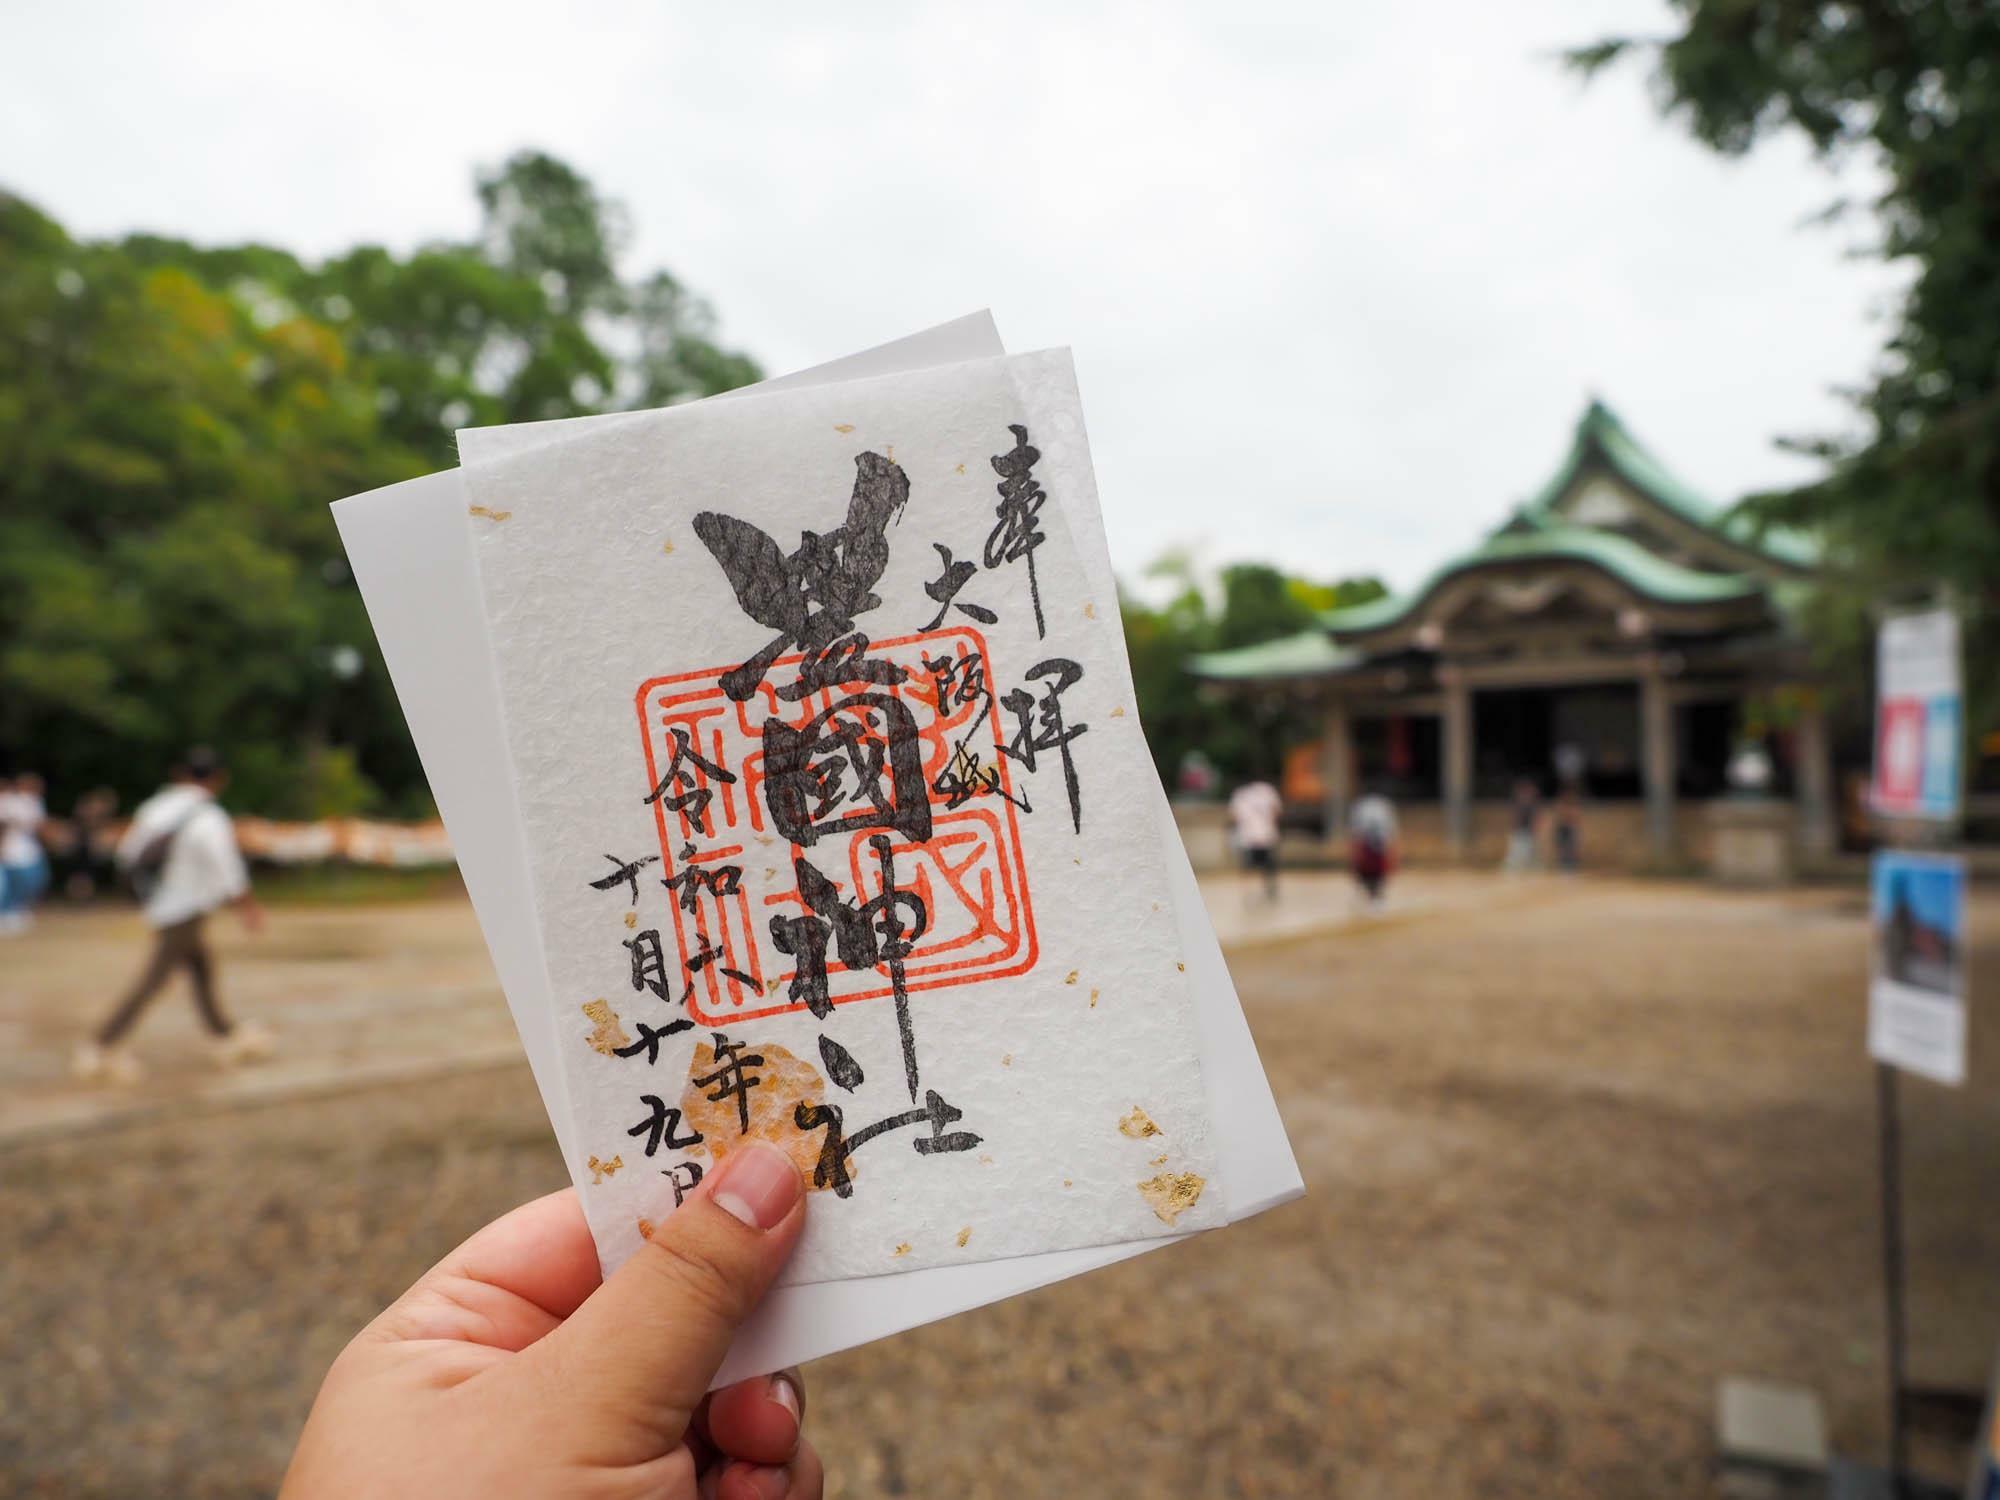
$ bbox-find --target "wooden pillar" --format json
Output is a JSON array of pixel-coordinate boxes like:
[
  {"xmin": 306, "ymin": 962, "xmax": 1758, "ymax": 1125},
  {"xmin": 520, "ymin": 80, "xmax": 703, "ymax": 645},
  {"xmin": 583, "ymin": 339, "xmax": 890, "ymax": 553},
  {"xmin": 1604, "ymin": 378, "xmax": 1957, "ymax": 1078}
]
[
  {"xmin": 1320, "ymin": 698, "xmax": 1354, "ymax": 842},
  {"xmin": 1640, "ymin": 663, "xmax": 1677, "ymax": 859},
  {"xmin": 1794, "ymin": 687, "xmax": 1835, "ymax": 857},
  {"xmin": 1442, "ymin": 670, "xmax": 1472, "ymax": 857}
]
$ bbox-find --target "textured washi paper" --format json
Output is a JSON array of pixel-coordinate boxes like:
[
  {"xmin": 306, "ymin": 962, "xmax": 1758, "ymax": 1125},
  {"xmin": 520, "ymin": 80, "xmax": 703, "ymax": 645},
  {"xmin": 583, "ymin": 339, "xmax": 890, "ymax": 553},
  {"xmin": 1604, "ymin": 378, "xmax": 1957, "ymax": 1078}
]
[
  {"xmin": 460, "ymin": 352, "xmax": 1226, "ymax": 1283},
  {"xmin": 334, "ymin": 314, "xmax": 1300, "ymax": 1382}
]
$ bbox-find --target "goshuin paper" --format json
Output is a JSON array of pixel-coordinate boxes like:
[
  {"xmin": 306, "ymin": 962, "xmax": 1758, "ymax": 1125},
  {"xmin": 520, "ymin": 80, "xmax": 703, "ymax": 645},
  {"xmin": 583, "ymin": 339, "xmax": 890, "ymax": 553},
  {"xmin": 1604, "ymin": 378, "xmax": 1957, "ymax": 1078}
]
[
  {"xmin": 333, "ymin": 313, "xmax": 1302, "ymax": 1382},
  {"xmin": 461, "ymin": 352, "xmax": 1227, "ymax": 1282}
]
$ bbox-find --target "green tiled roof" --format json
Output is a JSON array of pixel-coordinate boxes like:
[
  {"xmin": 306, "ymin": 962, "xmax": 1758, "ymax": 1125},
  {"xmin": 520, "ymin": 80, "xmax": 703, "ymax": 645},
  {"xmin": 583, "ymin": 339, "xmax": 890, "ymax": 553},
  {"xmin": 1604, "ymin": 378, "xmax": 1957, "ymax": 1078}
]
[
  {"xmin": 1188, "ymin": 629, "xmax": 1362, "ymax": 682},
  {"xmin": 1320, "ymin": 524, "xmax": 1763, "ymax": 638},
  {"xmin": 1531, "ymin": 399, "xmax": 1819, "ymax": 567},
  {"xmin": 1192, "ymin": 397, "xmax": 1816, "ymax": 685},
  {"xmin": 1527, "ymin": 399, "xmax": 1717, "ymax": 525}
]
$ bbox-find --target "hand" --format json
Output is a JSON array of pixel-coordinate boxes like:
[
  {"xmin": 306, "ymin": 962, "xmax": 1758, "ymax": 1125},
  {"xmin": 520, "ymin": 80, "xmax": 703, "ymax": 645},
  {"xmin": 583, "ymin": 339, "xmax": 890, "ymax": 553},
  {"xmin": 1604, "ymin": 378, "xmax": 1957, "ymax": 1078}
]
[
  {"xmin": 281, "ymin": 1140, "xmax": 819, "ymax": 1500},
  {"xmin": 237, "ymin": 896, "xmax": 266, "ymax": 936}
]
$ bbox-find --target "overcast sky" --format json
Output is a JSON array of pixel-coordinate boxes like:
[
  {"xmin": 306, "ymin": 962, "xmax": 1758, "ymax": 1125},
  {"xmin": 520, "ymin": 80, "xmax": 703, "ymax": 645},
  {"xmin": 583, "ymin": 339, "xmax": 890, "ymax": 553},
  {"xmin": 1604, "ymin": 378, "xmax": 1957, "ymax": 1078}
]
[{"xmin": 2, "ymin": 1, "xmax": 1905, "ymax": 592}]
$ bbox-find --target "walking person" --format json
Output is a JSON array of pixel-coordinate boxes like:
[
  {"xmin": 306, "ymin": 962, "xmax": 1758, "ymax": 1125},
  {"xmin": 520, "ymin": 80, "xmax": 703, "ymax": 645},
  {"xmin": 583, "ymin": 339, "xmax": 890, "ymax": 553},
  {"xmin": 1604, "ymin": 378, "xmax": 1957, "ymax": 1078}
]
[
  {"xmin": 1502, "ymin": 777, "xmax": 1542, "ymax": 873},
  {"xmin": 73, "ymin": 749, "xmax": 273, "ymax": 1083},
  {"xmin": 1228, "ymin": 775, "xmax": 1284, "ymax": 903},
  {"xmin": 61, "ymin": 787, "xmax": 121, "ymax": 900},
  {"xmin": 1348, "ymin": 783, "xmax": 1399, "ymax": 911},
  {"xmin": 0, "ymin": 771, "xmax": 51, "ymax": 936},
  {"xmin": 1551, "ymin": 783, "xmax": 1582, "ymax": 873}
]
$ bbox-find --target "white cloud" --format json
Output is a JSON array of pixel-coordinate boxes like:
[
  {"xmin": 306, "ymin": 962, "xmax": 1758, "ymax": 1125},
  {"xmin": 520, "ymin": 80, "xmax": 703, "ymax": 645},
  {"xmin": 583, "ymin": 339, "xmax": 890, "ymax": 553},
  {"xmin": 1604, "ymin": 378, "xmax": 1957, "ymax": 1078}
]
[{"xmin": 0, "ymin": 0, "xmax": 1905, "ymax": 588}]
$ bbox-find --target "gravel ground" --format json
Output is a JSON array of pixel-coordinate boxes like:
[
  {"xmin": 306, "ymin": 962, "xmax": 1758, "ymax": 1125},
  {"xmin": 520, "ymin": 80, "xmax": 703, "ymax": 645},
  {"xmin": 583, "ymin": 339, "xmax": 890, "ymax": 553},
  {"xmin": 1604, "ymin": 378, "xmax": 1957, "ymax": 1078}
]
[{"xmin": 4, "ymin": 877, "xmax": 1996, "ymax": 1498}]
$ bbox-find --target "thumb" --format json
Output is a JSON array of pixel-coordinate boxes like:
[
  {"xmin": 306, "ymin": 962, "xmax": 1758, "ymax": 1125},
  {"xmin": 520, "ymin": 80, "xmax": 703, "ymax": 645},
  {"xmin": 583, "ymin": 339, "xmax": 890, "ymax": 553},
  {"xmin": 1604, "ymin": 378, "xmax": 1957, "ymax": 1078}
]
[{"xmin": 524, "ymin": 1140, "xmax": 806, "ymax": 1465}]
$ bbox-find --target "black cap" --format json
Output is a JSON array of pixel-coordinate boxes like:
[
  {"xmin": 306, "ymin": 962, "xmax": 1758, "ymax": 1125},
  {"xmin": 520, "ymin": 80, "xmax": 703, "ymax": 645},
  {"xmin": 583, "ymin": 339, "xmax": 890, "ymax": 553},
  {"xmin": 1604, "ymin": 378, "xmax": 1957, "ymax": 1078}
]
[{"xmin": 184, "ymin": 746, "xmax": 225, "ymax": 782}]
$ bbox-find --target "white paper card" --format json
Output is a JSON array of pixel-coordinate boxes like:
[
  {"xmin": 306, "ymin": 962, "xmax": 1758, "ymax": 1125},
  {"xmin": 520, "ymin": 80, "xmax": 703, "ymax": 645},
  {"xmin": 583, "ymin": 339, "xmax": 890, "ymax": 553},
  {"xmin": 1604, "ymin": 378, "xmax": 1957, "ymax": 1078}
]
[
  {"xmin": 333, "ymin": 315, "xmax": 1301, "ymax": 1383},
  {"xmin": 460, "ymin": 352, "xmax": 1227, "ymax": 1282}
]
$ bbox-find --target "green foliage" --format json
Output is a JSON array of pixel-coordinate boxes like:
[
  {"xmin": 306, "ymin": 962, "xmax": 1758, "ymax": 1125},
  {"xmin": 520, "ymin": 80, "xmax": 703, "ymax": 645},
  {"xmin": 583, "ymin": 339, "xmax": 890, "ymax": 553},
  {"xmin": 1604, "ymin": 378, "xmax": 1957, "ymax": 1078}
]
[
  {"xmin": 1570, "ymin": 0, "xmax": 2000, "ymax": 743},
  {"xmin": 1121, "ymin": 559, "xmax": 1385, "ymax": 791},
  {"xmin": 0, "ymin": 152, "xmax": 761, "ymax": 815}
]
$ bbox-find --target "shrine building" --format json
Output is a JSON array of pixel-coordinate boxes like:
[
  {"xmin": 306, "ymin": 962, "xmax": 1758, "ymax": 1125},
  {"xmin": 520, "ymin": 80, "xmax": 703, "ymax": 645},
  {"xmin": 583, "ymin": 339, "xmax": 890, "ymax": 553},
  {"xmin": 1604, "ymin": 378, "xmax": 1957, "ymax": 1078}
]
[{"xmin": 1190, "ymin": 400, "xmax": 1837, "ymax": 869}]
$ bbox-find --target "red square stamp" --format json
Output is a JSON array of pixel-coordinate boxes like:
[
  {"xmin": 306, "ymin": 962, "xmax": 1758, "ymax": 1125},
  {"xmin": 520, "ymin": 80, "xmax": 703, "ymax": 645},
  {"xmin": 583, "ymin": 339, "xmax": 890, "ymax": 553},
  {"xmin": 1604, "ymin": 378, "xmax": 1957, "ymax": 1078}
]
[{"xmin": 634, "ymin": 627, "xmax": 1039, "ymax": 1026}]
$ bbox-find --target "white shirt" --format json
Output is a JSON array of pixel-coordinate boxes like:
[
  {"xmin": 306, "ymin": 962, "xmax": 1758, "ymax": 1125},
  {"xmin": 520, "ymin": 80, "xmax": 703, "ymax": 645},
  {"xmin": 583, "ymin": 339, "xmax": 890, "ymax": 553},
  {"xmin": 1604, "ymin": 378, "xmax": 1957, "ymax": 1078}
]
[
  {"xmin": 117, "ymin": 785, "xmax": 248, "ymax": 927},
  {"xmin": 0, "ymin": 791, "xmax": 44, "ymax": 865},
  {"xmin": 1350, "ymin": 793, "xmax": 1398, "ymax": 845},
  {"xmin": 1228, "ymin": 782, "xmax": 1283, "ymax": 850}
]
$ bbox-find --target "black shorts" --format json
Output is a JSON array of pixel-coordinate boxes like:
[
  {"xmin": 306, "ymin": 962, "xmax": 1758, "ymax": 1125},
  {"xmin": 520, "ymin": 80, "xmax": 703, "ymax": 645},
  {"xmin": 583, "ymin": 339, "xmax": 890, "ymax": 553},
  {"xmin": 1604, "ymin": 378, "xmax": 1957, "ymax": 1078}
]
[{"xmin": 1241, "ymin": 846, "xmax": 1277, "ymax": 874}]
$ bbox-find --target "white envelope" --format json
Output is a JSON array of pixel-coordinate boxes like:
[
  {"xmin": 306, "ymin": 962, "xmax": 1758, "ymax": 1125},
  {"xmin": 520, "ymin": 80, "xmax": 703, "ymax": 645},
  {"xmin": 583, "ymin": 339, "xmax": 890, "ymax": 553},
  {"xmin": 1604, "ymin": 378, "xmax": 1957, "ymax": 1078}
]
[{"xmin": 332, "ymin": 314, "xmax": 1301, "ymax": 1383}]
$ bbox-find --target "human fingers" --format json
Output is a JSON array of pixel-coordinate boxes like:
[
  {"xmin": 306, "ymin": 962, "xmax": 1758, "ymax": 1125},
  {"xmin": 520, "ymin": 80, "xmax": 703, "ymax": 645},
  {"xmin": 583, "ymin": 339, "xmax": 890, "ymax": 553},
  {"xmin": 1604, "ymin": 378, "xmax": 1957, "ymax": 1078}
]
[
  {"xmin": 366, "ymin": 1189, "xmax": 604, "ymax": 1351},
  {"xmin": 710, "ymin": 1438, "xmax": 824, "ymax": 1500},
  {"xmin": 704, "ymin": 1368, "xmax": 804, "ymax": 1465},
  {"xmin": 520, "ymin": 1140, "xmax": 805, "ymax": 1463}
]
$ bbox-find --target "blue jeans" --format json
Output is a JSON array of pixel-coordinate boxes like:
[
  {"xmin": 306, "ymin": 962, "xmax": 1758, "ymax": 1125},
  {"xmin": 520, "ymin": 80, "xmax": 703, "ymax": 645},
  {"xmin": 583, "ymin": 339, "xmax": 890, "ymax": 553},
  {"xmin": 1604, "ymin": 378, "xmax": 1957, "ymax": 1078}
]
[{"xmin": 1, "ymin": 853, "xmax": 49, "ymax": 914}]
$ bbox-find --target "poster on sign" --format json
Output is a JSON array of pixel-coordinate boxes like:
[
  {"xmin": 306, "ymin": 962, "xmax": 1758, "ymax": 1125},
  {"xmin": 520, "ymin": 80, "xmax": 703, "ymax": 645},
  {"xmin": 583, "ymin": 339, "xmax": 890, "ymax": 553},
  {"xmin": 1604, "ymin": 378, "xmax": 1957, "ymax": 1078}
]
[
  {"xmin": 1872, "ymin": 609, "xmax": 1962, "ymax": 821},
  {"xmin": 1868, "ymin": 850, "xmax": 1968, "ymax": 1087}
]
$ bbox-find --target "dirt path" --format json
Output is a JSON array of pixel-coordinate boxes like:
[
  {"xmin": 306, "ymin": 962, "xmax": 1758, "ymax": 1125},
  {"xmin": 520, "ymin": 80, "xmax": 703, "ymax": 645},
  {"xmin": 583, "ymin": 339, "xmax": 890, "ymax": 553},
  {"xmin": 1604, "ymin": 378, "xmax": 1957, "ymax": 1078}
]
[{"xmin": 4, "ymin": 876, "xmax": 1995, "ymax": 1497}]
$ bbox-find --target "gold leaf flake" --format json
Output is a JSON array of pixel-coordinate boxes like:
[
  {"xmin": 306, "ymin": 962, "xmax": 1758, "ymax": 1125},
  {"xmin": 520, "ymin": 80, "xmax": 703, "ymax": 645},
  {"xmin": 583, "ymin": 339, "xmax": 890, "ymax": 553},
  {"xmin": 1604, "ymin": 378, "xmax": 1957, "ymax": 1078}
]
[
  {"xmin": 1138, "ymin": 1172, "xmax": 1207, "ymax": 1225},
  {"xmin": 955, "ymin": 1226, "xmax": 972, "ymax": 1248},
  {"xmin": 661, "ymin": 538, "xmax": 675, "ymax": 555},
  {"xmin": 1062, "ymin": 1178, "xmax": 1073, "ymax": 1189},
  {"xmin": 885, "ymin": 444, "xmax": 894, "ymax": 459},
  {"xmin": 1064, "ymin": 970, "xmax": 1078, "ymax": 985},
  {"xmin": 637, "ymin": 1217, "xmax": 658, "ymax": 1241},
  {"xmin": 582, "ymin": 999, "xmax": 631, "ymax": 1055},
  {"xmin": 834, "ymin": 423, "xmax": 855, "ymax": 434},
  {"xmin": 892, "ymin": 1242, "xmax": 911, "ymax": 1257},
  {"xmin": 1152, "ymin": 1153, "xmax": 1168, "ymax": 1166},
  {"xmin": 1083, "ymin": 602, "xmax": 1097, "ymax": 619},
  {"xmin": 1089, "ymin": 987, "xmax": 1100, "ymax": 1008},
  {"xmin": 680, "ymin": 1039, "xmax": 837, "ymax": 1190},
  {"xmin": 979, "ymin": 1154, "xmax": 994, "ymax": 1165},
  {"xmin": 1110, "ymin": 705, "xmax": 1127, "ymax": 718},
  {"xmin": 1118, "ymin": 1106, "xmax": 1162, "ymax": 1139},
  {"xmin": 467, "ymin": 504, "xmax": 512, "ymax": 523},
  {"xmin": 623, "ymin": 910, "xmax": 637, "ymax": 930},
  {"xmin": 587, "ymin": 1153, "xmax": 624, "ymax": 1183},
  {"xmin": 1176, "ymin": 962, "xmax": 1186, "ymax": 972},
  {"xmin": 766, "ymin": 978, "xmax": 781, "ymax": 996},
  {"xmin": 1001, "ymin": 1053, "xmax": 1013, "ymax": 1067},
  {"xmin": 954, "ymin": 462, "xmax": 967, "ymax": 476}
]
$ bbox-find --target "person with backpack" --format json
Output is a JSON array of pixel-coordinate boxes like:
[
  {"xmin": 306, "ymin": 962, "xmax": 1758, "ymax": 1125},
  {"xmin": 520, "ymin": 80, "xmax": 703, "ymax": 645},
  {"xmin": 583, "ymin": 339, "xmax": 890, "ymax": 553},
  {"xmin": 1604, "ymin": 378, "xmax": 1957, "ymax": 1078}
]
[
  {"xmin": 1348, "ymin": 782, "xmax": 1399, "ymax": 911},
  {"xmin": 72, "ymin": 749, "xmax": 272, "ymax": 1083}
]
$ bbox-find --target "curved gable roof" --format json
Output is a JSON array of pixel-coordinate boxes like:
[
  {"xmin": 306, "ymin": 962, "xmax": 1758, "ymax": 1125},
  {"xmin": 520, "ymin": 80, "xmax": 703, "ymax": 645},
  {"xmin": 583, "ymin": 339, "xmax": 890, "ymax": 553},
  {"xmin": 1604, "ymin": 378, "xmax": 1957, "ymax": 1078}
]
[
  {"xmin": 1320, "ymin": 524, "xmax": 1762, "ymax": 640},
  {"xmin": 1530, "ymin": 399, "xmax": 1818, "ymax": 569}
]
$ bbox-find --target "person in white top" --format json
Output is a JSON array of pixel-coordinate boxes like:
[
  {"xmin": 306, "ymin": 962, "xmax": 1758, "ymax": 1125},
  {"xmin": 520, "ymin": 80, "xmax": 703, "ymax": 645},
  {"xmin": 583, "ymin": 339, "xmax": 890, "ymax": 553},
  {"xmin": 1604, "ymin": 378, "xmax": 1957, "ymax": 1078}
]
[
  {"xmin": 0, "ymin": 771, "xmax": 50, "ymax": 935},
  {"xmin": 73, "ymin": 749, "xmax": 271, "ymax": 1083},
  {"xmin": 1227, "ymin": 777, "xmax": 1284, "ymax": 902}
]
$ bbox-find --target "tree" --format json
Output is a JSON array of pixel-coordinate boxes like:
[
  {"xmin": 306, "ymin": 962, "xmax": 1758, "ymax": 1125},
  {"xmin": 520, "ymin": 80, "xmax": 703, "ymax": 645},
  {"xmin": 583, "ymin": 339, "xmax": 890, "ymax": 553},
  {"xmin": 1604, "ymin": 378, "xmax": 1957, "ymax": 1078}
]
[
  {"xmin": 1571, "ymin": 1, "xmax": 2000, "ymax": 746},
  {"xmin": 0, "ymin": 153, "xmax": 762, "ymax": 816},
  {"xmin": 1121, "ymin": 556, "xmax": 1385, "ymax": 790}
]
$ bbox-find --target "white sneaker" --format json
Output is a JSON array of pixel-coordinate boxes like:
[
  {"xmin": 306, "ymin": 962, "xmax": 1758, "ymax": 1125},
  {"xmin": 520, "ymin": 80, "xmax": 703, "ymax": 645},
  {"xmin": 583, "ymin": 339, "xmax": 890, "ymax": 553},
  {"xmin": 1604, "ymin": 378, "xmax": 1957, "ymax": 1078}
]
[
  {"xmin": 71, "ymin": 1042, "xmax": 144, "ymax": 1085},
  {"xmin": 213, "ymin": 1021, "xmax": 277, "ymax": 1067}
]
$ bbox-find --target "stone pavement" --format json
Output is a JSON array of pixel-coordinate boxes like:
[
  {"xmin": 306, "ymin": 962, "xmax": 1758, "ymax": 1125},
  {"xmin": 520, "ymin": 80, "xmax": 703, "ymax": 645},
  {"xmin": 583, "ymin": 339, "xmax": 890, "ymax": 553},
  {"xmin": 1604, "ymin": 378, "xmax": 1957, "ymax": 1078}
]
[{"xmin": 0, "ymin": 869, "xmax": 1566, "ymax": 1147}]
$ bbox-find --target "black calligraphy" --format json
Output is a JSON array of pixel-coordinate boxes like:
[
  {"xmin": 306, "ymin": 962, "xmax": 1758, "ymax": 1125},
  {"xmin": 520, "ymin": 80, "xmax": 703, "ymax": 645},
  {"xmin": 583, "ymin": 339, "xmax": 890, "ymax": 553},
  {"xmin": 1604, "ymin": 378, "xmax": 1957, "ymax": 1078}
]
[
  {"xmin": 642, "ymin": 727, "xmax": 737, "ymax": 836},
  {"xmin": 1001, "ymin": 657, "xmax": 1088, "ymax": 833},
  {"xmin": 627, "ymin": 1095, "xmax": 703, "ymax": 1157},
  {"xmin": 983, "ymin": 423, "xmax": 1047, "ymax": 639},
  {"xmin": 692, "ymin": 1031, "xmax": 765, "ymax": 1135},
  {"xmin": 692, "ymin": 452, "xmax": 911, "ymax": 701},
  {"xmin": 793, "ymin": 1088, "xmax": 982, "ymax": 1199}
]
